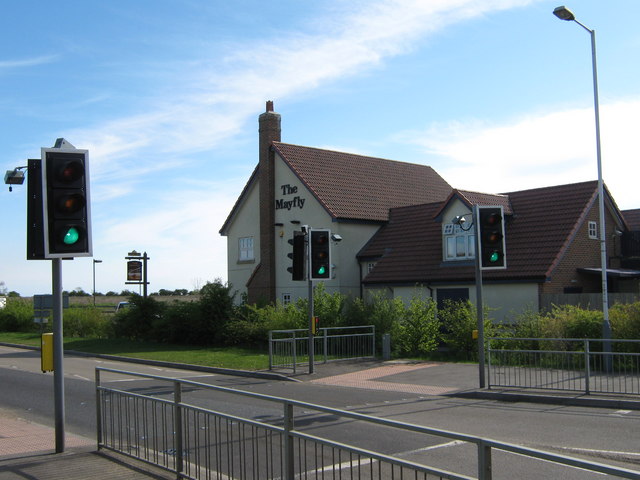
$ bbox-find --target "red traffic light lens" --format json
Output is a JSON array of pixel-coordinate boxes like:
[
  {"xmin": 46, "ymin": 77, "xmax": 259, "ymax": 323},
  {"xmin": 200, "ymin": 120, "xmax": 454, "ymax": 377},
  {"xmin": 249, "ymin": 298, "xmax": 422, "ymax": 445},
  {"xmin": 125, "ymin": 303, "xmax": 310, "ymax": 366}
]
[
  {"xmin": 56, "ymin": 161, "xmax": 84, "ymax": 183},
  {"xmin": 485, "ymin": 213, "xmax": 501, "ymax": 226}
]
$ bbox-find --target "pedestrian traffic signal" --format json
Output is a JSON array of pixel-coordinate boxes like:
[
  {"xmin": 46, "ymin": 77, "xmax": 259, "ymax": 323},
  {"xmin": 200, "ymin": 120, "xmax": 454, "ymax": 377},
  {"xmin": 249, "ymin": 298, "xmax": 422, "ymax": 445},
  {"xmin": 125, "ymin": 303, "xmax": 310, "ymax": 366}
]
[
  {"xmin": 309, "ymin": 229, "xmax": 331, "ymax": 280},
  {"xmin": 42, "ymin": 148, "xmax": 92, "ymax": 258},
  {"xmin": 478, "ymin": 206, "xmax": 506, "ymax": 270},
  {"xmin": 287, "ymin": 230, "xmax": 306, "ymax": 281}
]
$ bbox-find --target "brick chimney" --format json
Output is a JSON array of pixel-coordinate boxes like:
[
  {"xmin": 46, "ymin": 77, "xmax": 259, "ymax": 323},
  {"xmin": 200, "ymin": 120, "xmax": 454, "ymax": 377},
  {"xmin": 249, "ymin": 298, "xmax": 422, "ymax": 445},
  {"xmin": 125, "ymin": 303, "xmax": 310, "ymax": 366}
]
[{"xmin": 248, "ymin": 101, "xmax": 281, "ymax": 304}]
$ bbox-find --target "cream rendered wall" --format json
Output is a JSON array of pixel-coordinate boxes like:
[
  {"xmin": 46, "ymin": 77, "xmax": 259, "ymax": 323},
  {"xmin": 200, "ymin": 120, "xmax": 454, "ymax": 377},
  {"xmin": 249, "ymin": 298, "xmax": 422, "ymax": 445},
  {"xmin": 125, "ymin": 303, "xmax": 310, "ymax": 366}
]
[
  {"xmin": 226, "ymin": 180, "xmax": 260, "ymax": 301},
  {"xmin": 388, "ymin": 283, "xmax": 539, "ymax": 323},
  {"xmin": 273, "ymin": 155, "xmax": 381, "ymax": 303}
]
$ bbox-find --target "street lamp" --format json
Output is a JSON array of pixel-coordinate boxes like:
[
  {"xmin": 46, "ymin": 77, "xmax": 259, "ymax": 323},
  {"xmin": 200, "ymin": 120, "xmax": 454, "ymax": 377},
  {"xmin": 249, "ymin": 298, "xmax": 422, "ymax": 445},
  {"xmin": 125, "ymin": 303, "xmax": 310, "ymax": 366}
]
[
  {"xmin": 553, "ymin": 6, "xmax": 611, "ymax": 342},
  {"xmin": 93, "ymin": 259, "xmax": 103, "ymax": 305}
]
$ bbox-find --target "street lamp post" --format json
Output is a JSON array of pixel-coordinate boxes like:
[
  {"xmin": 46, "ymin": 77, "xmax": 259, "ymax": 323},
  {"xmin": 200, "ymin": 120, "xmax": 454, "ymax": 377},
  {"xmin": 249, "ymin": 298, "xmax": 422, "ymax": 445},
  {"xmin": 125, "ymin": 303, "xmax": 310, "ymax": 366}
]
[
  {"xmin": 553, "ymin": 6, "xmax": 611, "ymax": 344},
  {"xmin": 93, "ymin": 259, "xmax": 103, "ymax": 305}
]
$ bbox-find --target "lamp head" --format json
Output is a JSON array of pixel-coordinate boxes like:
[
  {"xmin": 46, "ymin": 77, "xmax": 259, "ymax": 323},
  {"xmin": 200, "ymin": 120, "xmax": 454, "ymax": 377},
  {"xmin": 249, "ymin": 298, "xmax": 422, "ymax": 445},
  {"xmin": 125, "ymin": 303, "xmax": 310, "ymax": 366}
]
[{"xmin": 553, "ymin": 6, "xmax": 575, "ymax": 21}]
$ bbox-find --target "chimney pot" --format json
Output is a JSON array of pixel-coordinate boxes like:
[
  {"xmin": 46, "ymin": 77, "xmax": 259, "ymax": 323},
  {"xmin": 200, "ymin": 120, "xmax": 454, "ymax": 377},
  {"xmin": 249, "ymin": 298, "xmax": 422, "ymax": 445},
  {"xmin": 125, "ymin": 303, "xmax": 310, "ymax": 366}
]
[{"xmin": 266, "ymin": 100, "xmax": 274, "ymax": 112}]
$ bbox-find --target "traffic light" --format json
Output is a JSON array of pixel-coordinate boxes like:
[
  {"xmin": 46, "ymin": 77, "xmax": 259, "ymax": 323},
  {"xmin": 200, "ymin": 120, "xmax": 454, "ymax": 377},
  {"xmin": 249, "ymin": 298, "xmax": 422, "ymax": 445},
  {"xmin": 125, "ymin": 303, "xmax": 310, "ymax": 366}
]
[
  {"xmin": 26, "ymin": 159, "xmax": 45, "ymax": 260},
  {"xmin": 309, "ymin": 229, "xmax": 331, "ymax": 280},
  {"xmin": 42, "ymin": 148, "xmax": 92, "ymax": 258},
  {"xmin": 287, "ymin": 230, "xmax": 306, "ymax": 281},
  {"xmin": 478, "ymin": 206, "xmax": 506, "ymax": 270}
]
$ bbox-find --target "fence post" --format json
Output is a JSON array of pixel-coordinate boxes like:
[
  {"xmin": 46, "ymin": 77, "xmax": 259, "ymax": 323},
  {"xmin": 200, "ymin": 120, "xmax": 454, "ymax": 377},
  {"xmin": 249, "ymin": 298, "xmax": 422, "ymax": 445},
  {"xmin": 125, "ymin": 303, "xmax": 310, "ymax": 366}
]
[
  {"xmin": 269, "ymin": 330, "xmax": 273, "ymax": 370},
  {"xmin": 323, "ymin": 328, "xmax": 328, "ymax": 364},
  {"xmin": 292, "ymin": 332, "xmax": 297, "ymax": 374},
  {"xmin": 283, "ymin": 402, "xmax": 294, "ymax": 480},
  {"xmin": 584, "ymin": 339, "xmax": 591, "ymax": 395},
  {"xmin": 174, "ymin": 381, "xmax": 184, "ymax": 476},
  {"xmin": 95, "ymin": 369, "xmax": 102, "ymax": 449},
  {"xmin": 477, "ymin": 440, "xmax": 492, "ymax": 480},
  {"xmin": 372, "ymin": 326, "xmax": 376, "ymax": 359},
  {"xmin": 486, "ymin": 338, "xmax": 492, "ymax": 389}
]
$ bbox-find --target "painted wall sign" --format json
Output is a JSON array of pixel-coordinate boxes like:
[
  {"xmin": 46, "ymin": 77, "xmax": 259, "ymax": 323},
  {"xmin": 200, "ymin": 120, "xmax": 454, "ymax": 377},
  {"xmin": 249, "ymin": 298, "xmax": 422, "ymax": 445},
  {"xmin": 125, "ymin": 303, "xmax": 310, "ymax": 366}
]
[{"xmin": 276, "ymin": 184, "xmax": 306, "ymax": 210}]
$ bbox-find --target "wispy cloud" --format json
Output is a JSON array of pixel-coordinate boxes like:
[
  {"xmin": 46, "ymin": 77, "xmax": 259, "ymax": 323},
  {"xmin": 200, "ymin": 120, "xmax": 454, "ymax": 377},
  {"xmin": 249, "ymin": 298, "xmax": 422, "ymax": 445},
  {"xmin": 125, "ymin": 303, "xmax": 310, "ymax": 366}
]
[
  {"xmin": 0, "ymin": 54, "xmax": 59, "ymax": 70},
  {"xmin": 69, "ymin": 0, "xmax": 541, "ymax": 182}
]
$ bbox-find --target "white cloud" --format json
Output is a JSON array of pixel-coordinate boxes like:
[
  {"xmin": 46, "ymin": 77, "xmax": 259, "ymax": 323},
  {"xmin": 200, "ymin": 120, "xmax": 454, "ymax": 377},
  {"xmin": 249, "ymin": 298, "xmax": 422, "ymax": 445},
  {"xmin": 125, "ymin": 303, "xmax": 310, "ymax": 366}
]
[{"xmin": 403, "ymin": 97, "xmax": 640, "ymax": 209}]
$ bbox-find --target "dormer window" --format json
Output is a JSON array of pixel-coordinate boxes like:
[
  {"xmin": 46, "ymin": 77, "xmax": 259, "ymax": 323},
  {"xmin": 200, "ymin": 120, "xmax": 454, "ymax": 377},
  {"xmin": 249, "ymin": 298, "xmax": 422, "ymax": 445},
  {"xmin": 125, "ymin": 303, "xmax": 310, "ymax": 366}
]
[{"xmin": 443, "ymin": 223, "xmax": 475, "ymax": 261}]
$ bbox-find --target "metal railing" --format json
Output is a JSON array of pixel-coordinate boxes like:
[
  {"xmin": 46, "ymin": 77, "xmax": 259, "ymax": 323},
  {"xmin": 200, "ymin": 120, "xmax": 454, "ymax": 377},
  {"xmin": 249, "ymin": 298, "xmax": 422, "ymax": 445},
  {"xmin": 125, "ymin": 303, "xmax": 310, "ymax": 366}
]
[
  {"xmin": 269, "ymin": 325, "xmax": 375, "ymax": 372},
  {"xmin": 96, "ymin": 367, "xmax": 640, "ymax": 479},
  {"xmin": 487, "ymin": 337, "xmax": 640, "ymax": 395}
]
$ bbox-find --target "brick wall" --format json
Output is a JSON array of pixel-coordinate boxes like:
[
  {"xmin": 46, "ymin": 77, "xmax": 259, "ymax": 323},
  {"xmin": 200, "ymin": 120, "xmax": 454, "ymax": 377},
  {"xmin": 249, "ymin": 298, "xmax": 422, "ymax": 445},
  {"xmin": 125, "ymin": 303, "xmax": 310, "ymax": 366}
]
[
  {"xmin": 542, "ymin": 200, "xmax": 620, "ymax": 295},
  {"xmin": 247, "ymin": 101, "xmax": 281, "ymax": 304}
]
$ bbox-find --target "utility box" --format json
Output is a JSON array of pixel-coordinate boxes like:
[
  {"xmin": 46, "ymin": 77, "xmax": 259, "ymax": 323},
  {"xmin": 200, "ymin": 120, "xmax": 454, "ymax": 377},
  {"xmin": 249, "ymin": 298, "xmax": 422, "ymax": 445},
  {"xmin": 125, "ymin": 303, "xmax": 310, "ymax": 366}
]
[{"xmin": 41, "ymin": 333, "xmax": 54, "ymax": 372}]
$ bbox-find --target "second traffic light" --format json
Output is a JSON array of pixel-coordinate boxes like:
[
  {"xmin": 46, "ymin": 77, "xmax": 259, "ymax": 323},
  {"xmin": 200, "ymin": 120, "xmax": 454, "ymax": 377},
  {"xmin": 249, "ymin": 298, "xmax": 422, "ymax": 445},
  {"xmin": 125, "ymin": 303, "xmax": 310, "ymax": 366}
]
[
  {"xmin": 309, "ymin": 229, "xmax": 331, "ymax": 280},
  {"xmin": 478, "ymin": 206, "xmax": 506, "ymax": 270},
  {"xmin": 287, "ymin": 231, "xmax": 306, "ymax": 281},
  {"xmin": 42, "ymin": 147, "xmax": 92, "ymax": 258}
]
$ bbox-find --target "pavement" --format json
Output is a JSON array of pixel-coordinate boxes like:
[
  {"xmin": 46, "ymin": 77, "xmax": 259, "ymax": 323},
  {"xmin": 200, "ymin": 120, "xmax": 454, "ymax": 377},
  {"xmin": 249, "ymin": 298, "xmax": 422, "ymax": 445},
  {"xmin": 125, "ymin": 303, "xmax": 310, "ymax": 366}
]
[{"xmin": 1, "ymin": 352, "xmax": 639, "ymax": 479}]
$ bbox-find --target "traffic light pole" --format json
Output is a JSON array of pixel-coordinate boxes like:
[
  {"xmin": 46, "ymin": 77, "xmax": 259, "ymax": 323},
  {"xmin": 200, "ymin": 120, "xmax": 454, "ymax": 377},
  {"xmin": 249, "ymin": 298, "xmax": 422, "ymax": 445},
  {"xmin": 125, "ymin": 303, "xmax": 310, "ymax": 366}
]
[
  {"xmin": 308, "ymin": 277, "xmax": 315, "ymax": 374},
  {"xmin": 473, "ymin": 204, "xmax": 486, "ymax": 389},
  {"xmin": 52, "ymin": 258, "xmax": 65, "ymax": 452}
]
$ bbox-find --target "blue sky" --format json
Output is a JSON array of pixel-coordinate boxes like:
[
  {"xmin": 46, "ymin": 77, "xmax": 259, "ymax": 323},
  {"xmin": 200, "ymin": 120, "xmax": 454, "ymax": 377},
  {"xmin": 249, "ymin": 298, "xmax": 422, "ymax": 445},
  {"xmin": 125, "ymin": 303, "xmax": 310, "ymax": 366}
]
[{"xmin": 2, "ymin": 0, "xmax": 639, "ymax": 297}]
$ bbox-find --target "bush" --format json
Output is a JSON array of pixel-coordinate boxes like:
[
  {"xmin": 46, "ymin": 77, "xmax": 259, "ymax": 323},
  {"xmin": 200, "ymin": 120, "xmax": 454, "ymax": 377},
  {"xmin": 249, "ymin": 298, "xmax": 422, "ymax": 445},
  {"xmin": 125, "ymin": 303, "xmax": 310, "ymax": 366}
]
[
  {"xmin": 63, "ymin": 307, "xmax": 112, "ymax": 338},
  {"xmin": 391, "ymin": 295, "xmax": 438, "ymax": 357},
  {"xmin": 0, "ymin": 298, "xmax": 35, "ymax": 332},
  {"xmin": 610, "ymin": 302, "xmax": 640, "ymax": 340},
  {"xmin": 112, "ymin": 294, "xmax": 165, "ymax": 341},
  {"xmin": 438, "ymin": 300, "xmax": 498, "ymax": 360}
]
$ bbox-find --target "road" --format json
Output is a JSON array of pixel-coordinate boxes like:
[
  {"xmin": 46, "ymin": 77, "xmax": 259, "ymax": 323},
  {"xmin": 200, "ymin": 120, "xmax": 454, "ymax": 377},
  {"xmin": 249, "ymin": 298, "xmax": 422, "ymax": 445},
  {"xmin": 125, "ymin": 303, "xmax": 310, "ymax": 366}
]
[{"xmin": 1, "ymin": 345, "xmax": 639, "ymax": 478}]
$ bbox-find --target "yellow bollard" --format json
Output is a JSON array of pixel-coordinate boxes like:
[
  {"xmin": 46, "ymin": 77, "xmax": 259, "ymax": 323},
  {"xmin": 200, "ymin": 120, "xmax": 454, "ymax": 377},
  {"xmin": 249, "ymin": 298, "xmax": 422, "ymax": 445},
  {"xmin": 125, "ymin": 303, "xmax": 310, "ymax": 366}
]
[{"xmin": 41, "ymin": 333, "xmax": 54, "ymax": 372}]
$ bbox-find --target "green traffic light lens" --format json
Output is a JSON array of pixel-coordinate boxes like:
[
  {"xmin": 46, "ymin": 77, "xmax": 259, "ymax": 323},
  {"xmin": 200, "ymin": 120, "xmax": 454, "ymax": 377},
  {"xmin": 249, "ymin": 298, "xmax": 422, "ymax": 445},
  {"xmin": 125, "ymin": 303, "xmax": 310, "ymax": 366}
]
[
  {"xmin": 317, "ymin": 266, "xmax": 326, "ymax": 275},
  {"xmin": 63, "ymin": 227, "xmax": 80, "ymax": 245},
  {"xmin": 489, "ymin": 251, "xmax": 500, "ymax": 263}
]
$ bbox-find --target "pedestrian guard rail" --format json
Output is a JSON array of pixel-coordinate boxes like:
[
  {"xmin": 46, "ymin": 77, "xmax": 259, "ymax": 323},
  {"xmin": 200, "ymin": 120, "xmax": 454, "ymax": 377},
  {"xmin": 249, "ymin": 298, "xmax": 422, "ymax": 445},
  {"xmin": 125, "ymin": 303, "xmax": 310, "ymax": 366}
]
[
  {"xmin": 95, "ymin": 367, "xmax": 640, "ymax": 480},
  {"xmin": 269, "ymin": 325, "xmax": 375, "ymax": 372},
  {"xmin": 487, "ymin": 337, "xmax": 640, "ymax": 395}
]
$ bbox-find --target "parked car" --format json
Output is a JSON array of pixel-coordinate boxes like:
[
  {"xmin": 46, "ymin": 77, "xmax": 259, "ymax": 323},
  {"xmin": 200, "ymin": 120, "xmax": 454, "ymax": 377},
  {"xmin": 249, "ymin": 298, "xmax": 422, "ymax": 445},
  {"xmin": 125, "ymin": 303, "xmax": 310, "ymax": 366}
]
[{"xmin": 115, "ymin": 301, "xmax": 130, "ymax": 313}]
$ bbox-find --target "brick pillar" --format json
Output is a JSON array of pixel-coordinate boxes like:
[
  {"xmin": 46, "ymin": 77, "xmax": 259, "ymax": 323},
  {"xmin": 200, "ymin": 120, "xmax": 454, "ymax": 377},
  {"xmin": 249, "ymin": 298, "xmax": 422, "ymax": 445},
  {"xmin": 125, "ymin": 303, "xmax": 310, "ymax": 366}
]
[{"xmin": 248, "ymin": 101, "xmax": 281, "ymax": 304}]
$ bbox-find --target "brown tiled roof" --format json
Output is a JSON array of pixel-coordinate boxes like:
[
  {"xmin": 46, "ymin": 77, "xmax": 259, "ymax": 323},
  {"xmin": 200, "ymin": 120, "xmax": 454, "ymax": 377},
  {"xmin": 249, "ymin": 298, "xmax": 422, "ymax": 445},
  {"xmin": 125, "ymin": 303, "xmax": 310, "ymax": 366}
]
[
  {"xmin": 433, "ymin": 189, "xmax": 513, "ymax": 220},
  {"xmin": 360, "ymin": 181, "xmax": 601, "ymax": 284},
  {"xmin": 623, "ymin": 209, "xmax": 640, "ymax": 230},
  {"xmin": 273, "ymin": 142, "xmax": 452, "ymax": 222}
]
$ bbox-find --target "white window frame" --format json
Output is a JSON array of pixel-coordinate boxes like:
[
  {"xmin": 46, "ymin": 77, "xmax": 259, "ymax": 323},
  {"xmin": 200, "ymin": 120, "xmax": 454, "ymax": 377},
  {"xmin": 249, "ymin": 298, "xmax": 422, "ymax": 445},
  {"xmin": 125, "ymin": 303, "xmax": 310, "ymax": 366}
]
[
  {"xmin": 588, "ymin": 221, "xmax": 598, "ymax": 239},
  {"xmin": 282, "ymin": 293, "xmax": 292, "ymax": 305},
  {"xmin": 367, "ymin": 262, "xmax": 376, "ymax": 273},
  {"xmin": 443, "ymin": 223, "xmax": 475, "ymax": 261},
  {"xmin": 238, "ymin": 236, "xmax": 254, "ymax": 262}
]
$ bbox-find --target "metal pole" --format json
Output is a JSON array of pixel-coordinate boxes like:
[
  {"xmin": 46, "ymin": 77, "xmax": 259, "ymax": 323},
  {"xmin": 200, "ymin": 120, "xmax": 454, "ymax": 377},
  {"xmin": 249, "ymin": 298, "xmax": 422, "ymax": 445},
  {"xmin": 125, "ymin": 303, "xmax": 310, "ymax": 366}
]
[
  {"xmin": 559, "ymin": 9, "xmax": 612, "ymax": 369},
  {"xmin": 52, "ymin": 258, "xmax": 65, "ymax": 453},
  {"xmin": 308, "ymin": 278, "xmax": 314, "ymax": 374},
  {"xmin": 586, "ymin": 26, "xmax": 613, "ymax": 366},
  {"xmin": 474, "ymin": 205, "xmax": 486, "ymax": 388},
  {"xmin": 142, "ymin": 252, "xmax": 148, "ymax": 299}
]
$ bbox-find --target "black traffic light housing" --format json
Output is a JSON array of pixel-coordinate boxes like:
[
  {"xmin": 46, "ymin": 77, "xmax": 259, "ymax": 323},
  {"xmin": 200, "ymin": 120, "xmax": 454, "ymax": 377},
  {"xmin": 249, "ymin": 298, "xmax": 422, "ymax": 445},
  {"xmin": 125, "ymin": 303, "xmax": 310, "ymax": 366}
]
[
  {"xmin": 27, "ymin": 159, "xmax": 45, "ymax": 260},
  {"xmin": 42, "ymin": 147, "xmax": 92, "ymax": 258},
  {"xmin": 309, "ymin": 229, "xmax": 331, "ymax": 280},
  {"xmin": 478, "ymin": 206, "xmax": 506, "ymax": 270},
  {"xmin": 287, "ymin": 230, "xmax": 306, "ymax": 281}
]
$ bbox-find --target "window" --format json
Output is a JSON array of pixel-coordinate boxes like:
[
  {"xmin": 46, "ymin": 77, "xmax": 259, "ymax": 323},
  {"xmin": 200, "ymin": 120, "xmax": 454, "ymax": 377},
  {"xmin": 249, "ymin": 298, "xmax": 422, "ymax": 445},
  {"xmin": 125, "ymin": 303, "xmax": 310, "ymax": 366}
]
[
  {"xmin": 239, "ymin": 237, "xmax": 254, "ymax": 261},
  {"xmin": 282, "ymin": 293, "xmax": 292, "ymax": 305},
  {"xmin": 367, "ymin": 262, "xmax": 376, "ymax": 273},
  {"xmin": 443, "ymin": 223, "xmax": 475, "ymax": 260},
  {"xmin": 588, "ymin": 221, "xmax": 597, "ymax": 239}
]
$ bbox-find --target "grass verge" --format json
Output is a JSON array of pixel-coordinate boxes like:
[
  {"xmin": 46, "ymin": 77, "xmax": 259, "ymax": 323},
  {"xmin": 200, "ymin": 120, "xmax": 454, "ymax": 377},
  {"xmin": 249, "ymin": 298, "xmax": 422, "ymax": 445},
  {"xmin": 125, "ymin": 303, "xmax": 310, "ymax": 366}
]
[{"xmin": 0, "ymin": 332, "xmax": 269, "ymax": 371}]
